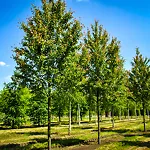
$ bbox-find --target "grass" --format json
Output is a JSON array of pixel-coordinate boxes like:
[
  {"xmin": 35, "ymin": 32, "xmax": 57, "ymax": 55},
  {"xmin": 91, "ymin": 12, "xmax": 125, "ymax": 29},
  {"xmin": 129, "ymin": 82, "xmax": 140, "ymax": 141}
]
[{"xmin": 0, "ymin": 117, "xmax": 150, "ymax": 149}]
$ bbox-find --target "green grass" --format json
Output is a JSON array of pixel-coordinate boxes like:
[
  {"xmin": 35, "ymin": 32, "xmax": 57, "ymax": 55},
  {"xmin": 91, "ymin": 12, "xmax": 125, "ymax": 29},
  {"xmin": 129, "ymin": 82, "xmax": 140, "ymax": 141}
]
[{"xmin": 0, "ymin": 117, "xmax": 150, "ymax": 150}]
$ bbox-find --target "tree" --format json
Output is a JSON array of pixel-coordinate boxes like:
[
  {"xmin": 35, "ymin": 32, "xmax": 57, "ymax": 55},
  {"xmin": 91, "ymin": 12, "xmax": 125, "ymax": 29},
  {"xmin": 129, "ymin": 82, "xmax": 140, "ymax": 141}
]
[
  {"xmin": 129, "ymin": 48, "xmax": 150, "ymax": 132},
  {"xmin": 106, "ymin": 38, "xmax": 125, "ymax": 127},
  {"xmin": 84, "ymin": 21, "xmax": 109, "ymax": 144},
  {"xmin": 0, "ymin": 83, "xmax": 31, "ymax": 128},
  {"xmin": 57, "ymin": 52, "xmax": 85, "ymax": 135},
  {"xmin": 13, "ymin": 0, "xmax": 82, "ymax": 149}
]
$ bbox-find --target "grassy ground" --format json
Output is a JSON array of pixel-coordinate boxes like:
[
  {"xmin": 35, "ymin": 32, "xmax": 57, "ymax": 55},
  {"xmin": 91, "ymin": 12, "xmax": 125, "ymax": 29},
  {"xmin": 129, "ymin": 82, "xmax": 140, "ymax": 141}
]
[{"xmin": 0, "ymin": 117, "xmax": 150, "ymax": 150}]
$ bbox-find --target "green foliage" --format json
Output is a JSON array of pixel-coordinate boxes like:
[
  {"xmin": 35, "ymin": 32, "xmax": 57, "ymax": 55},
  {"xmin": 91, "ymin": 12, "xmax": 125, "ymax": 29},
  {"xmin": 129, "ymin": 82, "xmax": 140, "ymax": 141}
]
[
  {"xmin": 0, "ymin": 83, "xmax": 31, "ymax": 128},
  {"xmin": 28, "ymin": 89, "xmax": 47, "ymax": 126},
  {"xmin": 129, "ymin": 48, "xmax": 150, "ymax": 105},
  {"xmin": 129, "ymin": 48, "xmax": 150, "ymax": 131}
]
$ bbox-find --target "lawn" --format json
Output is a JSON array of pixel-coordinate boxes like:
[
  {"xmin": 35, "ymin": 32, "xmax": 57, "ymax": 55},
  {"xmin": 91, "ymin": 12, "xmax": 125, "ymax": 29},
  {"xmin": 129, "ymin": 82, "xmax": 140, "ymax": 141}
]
[{"xmin": 0, "ymin": 117, "xmax": 150, "ymax": 150}]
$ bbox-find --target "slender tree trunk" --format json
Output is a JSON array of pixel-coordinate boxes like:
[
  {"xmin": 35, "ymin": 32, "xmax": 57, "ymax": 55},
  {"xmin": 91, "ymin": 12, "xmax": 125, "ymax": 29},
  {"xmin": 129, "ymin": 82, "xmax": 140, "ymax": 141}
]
[
  {"xmin": 147, "ymin": 109, "xmax": 150, "ymax": 120},
  {"xmin": 127, "ymin": 103, "xmax": 130, "ymax": 121},
  {"xmin": 58, "ymin": 110, "xmax": 61, "ymax": 125},
  {"xmin": 119, "ymin": 108, "xmax": 122, "ymax": 121},
  {"xmin": 68, "ymin": 100, "xmax": 71, "ymax": 135},
  {"xmin": 48, "ymin": 88, "xmax": 51, "ymax": 150},
  {"xmin": 139, "ymin": 109, "xmax": 141, "ymax": 117},
  {"xmin": 95, "ymin": 106, "xmax": 97, "ymax": 125},
  {"xmin": 111, "ymin": 106, "xmax": 115, "ymax": 128},
  {"xmin": 143, "ymin": 103, "xmax": 146, "ymax": 132},
  {"xmin": 135, "ymin": 104, "xmax": 137, "ymax": 119},
  {"xmin": 89, "ymin": 109, "xmax": 92, "ymax": 123},
  {"xmin": 97, "ymin": 89, "xmax": 101, "ymax": 144},
  {"xmin": 78, "ymin": 103, "xmax": 80, "ymax": 126}
]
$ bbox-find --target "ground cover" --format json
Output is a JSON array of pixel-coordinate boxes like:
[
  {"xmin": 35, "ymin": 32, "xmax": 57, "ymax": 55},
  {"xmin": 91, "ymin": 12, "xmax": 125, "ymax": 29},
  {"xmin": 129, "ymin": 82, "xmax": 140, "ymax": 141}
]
[{"xmin": 0, "ymin": 117, "xmax": 150, "ymax": 150}]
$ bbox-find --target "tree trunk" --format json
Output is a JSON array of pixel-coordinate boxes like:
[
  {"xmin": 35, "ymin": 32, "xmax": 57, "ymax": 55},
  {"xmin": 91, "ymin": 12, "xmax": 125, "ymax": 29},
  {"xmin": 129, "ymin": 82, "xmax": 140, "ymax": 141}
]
[
  {"xmin": 78, "ymin": 103, "xmax": 80, "ymax": 126},
  {"xmin": 143, "ymin": 103, "xmax": 146, "ymax": 132},
  {"xmin": 68, "ymin": 100, "xmax": 71, "ymax": 135},
  {"xmin": 135, "ymin": 104, "xmax": 137, "ymax": 119},
  {"xmin": 138, "ymin": 109, "xmax": 141, "ymax": 117},
  {"xmin": 119, "ymin": 108, "xmax": 122, "ymax": 121},
  {"xmin": 95, "ymin": 106, "xmax": 97, "ymax": 125},
  {"xmin": 48, "ymin": 88, "xmax": 51, "ymax": 150},
  {"xmin": 147, "ymin": 109, "xmax": 150, "ymax": 120},
  {"xmin": 111, "ymin": 106, "xmax": 115, "ymax": 128},
  {"xmin": 89, "ymin": 109, "xmax": 92, "ymax": 123},
  {"xmin": 58, "ymin": 110, "xmax": 61, "ymax": 125},
  {"xmin": 127, "ymin": 103, "xmax": 130, "ymax": 121},
  {"xmin": 97, "ymin": 89, "xmax": 101, "ymax": 144}
]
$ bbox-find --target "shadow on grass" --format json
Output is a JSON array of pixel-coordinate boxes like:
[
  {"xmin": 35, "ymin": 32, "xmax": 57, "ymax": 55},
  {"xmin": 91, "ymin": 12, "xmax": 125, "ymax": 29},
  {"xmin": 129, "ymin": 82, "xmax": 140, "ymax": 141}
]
[
  {"xmin": 92, "ymin": 127, "xmax": 130, "ymax": 134},
  {"xmin": 73, "ymin": 126, "xmax": 93, "ymax": 130},
  {"xmin": 0, "ymin": 137, "xmax": 84, "ymax": 150},
  {"xmin": 121, "ymin": 140, "xmax": 150, "ymax": 148},
  {"xmin": 0, "ymin": 142, "xmax": 36, "ymax": 150}
]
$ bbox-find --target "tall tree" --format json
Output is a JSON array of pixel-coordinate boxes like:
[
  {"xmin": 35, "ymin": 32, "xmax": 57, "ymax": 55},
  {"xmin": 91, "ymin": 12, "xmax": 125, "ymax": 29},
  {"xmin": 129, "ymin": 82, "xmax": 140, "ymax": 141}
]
[
  {"xmin": 84, "ymin": 21, "xmax": 109, "ymax": 144},
  {"xmin": 129, "ymin": 48, "xmax": 150, "ymax": 132},
  {"xmin": 13, "ymin": 0, "xmax": 82, "ymax": 149},
  {"xmin": 106, "ymin": 38, "xmax": 125, "ymax": 128}
]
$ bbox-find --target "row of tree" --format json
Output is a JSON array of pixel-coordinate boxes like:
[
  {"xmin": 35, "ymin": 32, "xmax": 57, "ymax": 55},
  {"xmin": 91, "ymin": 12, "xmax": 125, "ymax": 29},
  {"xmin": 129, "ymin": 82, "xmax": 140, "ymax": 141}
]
[{"xmin": 0, "ymin": 0, "xmax": 149, "ymax": 149}]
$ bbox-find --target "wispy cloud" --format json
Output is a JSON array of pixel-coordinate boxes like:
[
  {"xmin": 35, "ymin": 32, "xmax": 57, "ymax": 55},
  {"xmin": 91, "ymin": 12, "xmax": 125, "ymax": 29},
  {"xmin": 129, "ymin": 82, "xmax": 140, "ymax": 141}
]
[
  {"xmin": 0, "ymin": 61, "xmax": 6, "ymax": 66},
  {"xmin": 0, "ymin": 61, "xmax": 9, "ymax": 67}
]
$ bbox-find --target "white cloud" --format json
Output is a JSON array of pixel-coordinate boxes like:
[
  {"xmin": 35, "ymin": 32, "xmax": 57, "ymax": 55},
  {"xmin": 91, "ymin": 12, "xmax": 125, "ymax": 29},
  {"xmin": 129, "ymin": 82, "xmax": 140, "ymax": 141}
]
[
  {"xmin": 0, "ymin": 61, "xmax": 9, "ymax": 67},
  {"xmin": 0, "ymin": 61, "xmax": 6, "ymax": 66}
]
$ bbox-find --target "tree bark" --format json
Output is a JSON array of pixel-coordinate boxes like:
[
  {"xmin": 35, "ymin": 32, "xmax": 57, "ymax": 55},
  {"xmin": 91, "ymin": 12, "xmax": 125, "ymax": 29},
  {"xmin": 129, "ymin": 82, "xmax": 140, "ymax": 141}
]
[
  {"xmin": 135, "ymin": 104, "xmax": 137, "ymax": 119},
  {"xmin": 68, "ymin": 100, "xmax": 71, "ymax": 135},
  {"xmin": 143, "ymin": 103, "xmax": 146, "ymax": 132},
  {"xmin": 58, "ymin": 110, "xmax": 61, "ymax": 125},
  {"xmin": 78, "ymin": 103, "xmax": 80, "ymax": 126},
  {"xmin": 119, "ymin": 108, "xmax": 122, "ymax": 121},
  {"xmin": 97, "ymin": 89, "xmax": 101, "ymax": 144},
  {"xmin": 89, "ymin": 109, "xmax": 92, "ymax": 123},
  {"xmin": 147, "ymin": 109, "xmax": 150, "ymax": 120},
  {"xmin": 127, "ymin": 103, "xmax": 130, "ymax": 121},
  {"xmin": 111, "ymin": 106, "xmax": 115, "ymax": 128},
  {"xmin": 48, "ymin": 88, "xmax": 51, "ymax": 150}
]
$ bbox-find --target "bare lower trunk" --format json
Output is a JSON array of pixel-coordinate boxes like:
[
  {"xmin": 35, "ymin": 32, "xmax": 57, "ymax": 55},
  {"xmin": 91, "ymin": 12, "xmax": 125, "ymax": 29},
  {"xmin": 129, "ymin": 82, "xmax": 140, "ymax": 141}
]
[
  {"xmin": 89, "ymin": 109, "xmax": 92, "ymax": 123},
  {"xmin": 146, "ymin": 109, "xmax": 149, "ymax": 120},
  {"xmin": 143, "ymin": 103, "xmax": 146, "ymax": 132},
  {"xmin": 97, "ymin": 89, "xmax": 101, "ymax": 144},
  {"xmin": 119, "ymin": 108, "xmax": 122, "ymax": 120},
  {"xmin": 135, "ymin": 104, "xmax": 137, "ymax": 119},
  {"xmin": 48, "ymin": 89, "xmax": 51, "ymax": 150},
  {"xmin": 127, "ymin": 103, "xmax": 130, "ymax": 121},
  {"xmin": 78, "ymin": 103, "xmax": 80, "ymax": 126},
  {"xmin": 111, "ymin": 106, "xmax": 115, "ymax": 128},
  {"xmin": 68, "ymin": 100, "xmax": 71, "ymax": 135}
]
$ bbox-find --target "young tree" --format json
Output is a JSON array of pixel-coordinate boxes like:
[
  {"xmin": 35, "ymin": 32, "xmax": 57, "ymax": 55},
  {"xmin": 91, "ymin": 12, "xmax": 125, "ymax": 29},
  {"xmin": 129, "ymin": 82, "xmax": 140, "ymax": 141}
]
[
  {"xmin": 84, "ymin": 21, "xmax": 109, "ymax": 144},
  {"xmin": 13, "ymin": 0, "xmax": 82, "ymax": 149},
  {"xmin": 0, "ymin": 83, "xmax": 31, "ymax": 128},
  {"xmin": 129, "ymin": 48, "xmax": 150, "ymax": 132},
  {"xmin": 106, "ymin": 38, "xmax": 125, "ymax": 127}
]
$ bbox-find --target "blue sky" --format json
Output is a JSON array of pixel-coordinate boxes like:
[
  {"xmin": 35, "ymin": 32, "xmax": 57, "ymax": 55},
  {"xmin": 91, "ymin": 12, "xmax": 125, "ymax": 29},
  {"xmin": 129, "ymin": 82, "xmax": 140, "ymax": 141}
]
[{"xmin": 0, "ymin": 0, "xmax": 150, "ymax": 89}]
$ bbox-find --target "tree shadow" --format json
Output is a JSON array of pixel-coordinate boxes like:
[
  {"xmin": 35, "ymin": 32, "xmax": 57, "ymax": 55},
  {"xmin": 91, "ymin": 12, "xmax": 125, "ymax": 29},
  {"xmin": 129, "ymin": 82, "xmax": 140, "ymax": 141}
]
[
  {"xmin": 73, "ymin": 126, "xmax": 93, "ymax": 130},
  {"xmin": 92, "ymin": 127, "xmax": 130, "ymax": 134},
  {"xmin": 17, "ymin": 131, "xmax": 47, "ymax": 136},
  {"xmin": 0, "ymin": 137, "xmax": 84, "ymax": 150},
  {"xmin": 121, "ymin": 140, "xmax": 150, "ymax": 148}
]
